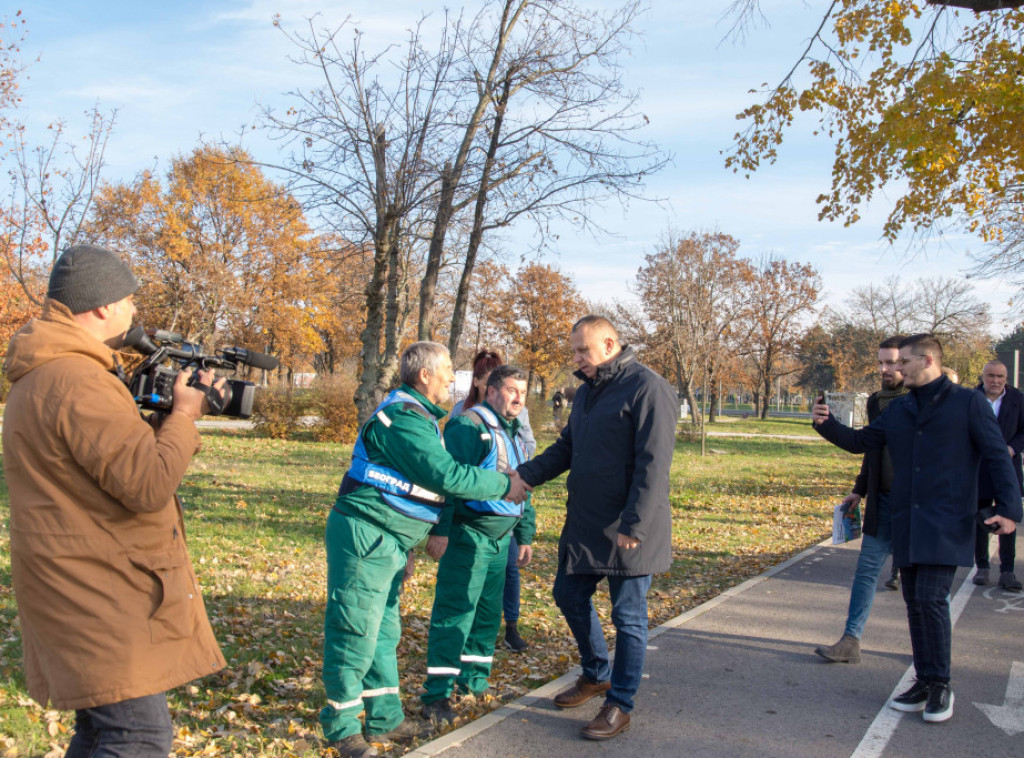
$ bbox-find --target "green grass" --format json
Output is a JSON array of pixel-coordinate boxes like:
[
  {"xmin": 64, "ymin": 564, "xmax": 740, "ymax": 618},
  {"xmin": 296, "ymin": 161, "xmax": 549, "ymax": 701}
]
[
  {"xmin": 696, "ymin": 415, "xmax": 817, "ymax": 437},
  {"xmin": 0, "ymin": 425, "xmax": 859, "ymax": 756}
]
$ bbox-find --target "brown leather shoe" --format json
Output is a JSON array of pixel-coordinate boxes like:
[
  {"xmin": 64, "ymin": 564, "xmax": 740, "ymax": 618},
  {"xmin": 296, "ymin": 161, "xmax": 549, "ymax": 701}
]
[
  {"xmin": 553, "ymin": 676, "xmax": 611, "ymax": 709},
  {"xmin": 580, "ymin": 703, "xmax": 630, "ymax": 740}
]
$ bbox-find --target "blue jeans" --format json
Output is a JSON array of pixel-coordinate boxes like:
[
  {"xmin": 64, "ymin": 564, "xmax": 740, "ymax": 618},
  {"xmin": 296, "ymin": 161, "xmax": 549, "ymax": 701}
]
[
  {"xmin": 504, "ymin": 535, "xmax": 520, "ymax": 623},
  {"xmin": 844, "ymin": 493, "xmax": 893, "ymax": 639},
  {"xmin": 65, "ymin": 692, "xmax": 173, "ymax": 758},
  {"xmin": 552, "ymin": 569, "xmax": 653, "ymax": 713}
]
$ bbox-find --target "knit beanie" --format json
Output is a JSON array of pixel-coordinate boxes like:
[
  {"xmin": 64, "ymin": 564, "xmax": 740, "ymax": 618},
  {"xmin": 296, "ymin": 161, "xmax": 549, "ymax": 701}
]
[{"xmin": 47, "ymin": 243, "xmax": 140, "ymax": 313}]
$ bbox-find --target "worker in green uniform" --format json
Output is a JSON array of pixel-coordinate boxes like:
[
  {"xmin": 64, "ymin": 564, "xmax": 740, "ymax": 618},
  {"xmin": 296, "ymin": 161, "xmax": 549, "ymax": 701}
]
[
  {"xmin": 320, "ymin": 343, "xmax": 532, "ymax": 758},
  {"xmin": 421, "ymin": 365, "xmax": 537, "ymax": 724}
]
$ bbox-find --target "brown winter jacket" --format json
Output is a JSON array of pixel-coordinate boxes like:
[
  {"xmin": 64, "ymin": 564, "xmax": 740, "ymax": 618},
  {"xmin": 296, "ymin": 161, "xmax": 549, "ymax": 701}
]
[{"xmin": 2, "ymin": 300, "xmax": 225, "ymax": 710}]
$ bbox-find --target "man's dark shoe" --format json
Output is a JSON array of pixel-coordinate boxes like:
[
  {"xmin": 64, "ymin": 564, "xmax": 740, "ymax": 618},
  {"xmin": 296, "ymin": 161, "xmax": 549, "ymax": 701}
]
[
  {"xmin": 923, "ymin": 682, "xmax": 954, "ymax": 723},
  {"xmin": 503, "ymin": 622, "xmax": 529, "ymax": 652},
  {"xmin": 421, "ymin": 698, "xmax": 457, "ymax": 725},
  {"xmin": 998, "ymin": 571, "xmax": 1023, "ymax": 591},
  {"xmin": 814, "ymin": 634, "xmax": 861, "ymax": 663},
  {"xmin": 580, "ymin": 703, "xmax": 631, "ymax": 740},
  {"xmin": 890, "ymin": 678, "xmax": 930, "ymax": 712},
  {"xmin": 553, "ymin": 676, "xmax": 611, "ymax": 709},
  {"xmin": 328, "ymin": 734, "xmax": 378, "ymax": 757},
  {"xmin": 366, "ymin": 717, "xmax": 432, "ymax": 742},
  {"xmin": 884, "ymin": 571, "xmax": 899, "ymax": 591},
  {"xmin": 973, "ymin": 567, "xmax": 990, "ymax": 585}
]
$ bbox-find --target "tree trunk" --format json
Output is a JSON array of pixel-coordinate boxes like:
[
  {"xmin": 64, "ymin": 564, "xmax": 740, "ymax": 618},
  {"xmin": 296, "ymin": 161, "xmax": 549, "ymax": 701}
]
[
  {"xmin": 418, "ymin": 162, "xmax": 454, "ymax": 341},
  {"xmin": 681, "ymin": 378, "xmax": 700, "ymax": 427},
  {"xmin": 448, "ymin": 79, "xmax": 511, "ymax": 355}
]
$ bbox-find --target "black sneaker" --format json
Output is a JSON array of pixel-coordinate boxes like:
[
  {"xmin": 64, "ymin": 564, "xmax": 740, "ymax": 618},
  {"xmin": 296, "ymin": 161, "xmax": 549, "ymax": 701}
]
[
  {"xmin": 421, "ymin": 697, "xmax": 457, "ymax": 725},
  {"xmin": 923, "ymin": 682, "xmax": 954, "ymax": 723},
  {"xmin": 891, "ymin": 678, "xmax": 930, "ymax": 712},
  {"xmin": 503, "ymin": 623, "xmax": 529, "ymax": 652},
  {"xmin": 884, "ymin": 571, "xmax": 899, "ymax": 591}
]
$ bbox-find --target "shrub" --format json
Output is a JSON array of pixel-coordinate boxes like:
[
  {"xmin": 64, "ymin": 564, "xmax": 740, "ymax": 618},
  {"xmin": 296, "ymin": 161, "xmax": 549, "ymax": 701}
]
[
  {"xmin": 309, "ymin": 374, "xmax": 360, "ymax": 444},
  {"xmin": 251, "ymin": 385, "xmax": 305, "ymax": 439}
]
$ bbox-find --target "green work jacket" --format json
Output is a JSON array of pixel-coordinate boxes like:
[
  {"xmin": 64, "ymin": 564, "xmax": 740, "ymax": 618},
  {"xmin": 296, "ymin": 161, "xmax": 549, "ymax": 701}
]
[
  {"xmin": 434, "ymin": 401, "xmax": 536, "ymax": 545},
  {"xmin": 333, "ymin": 385, "xmax": 511, "ymax": 551}
]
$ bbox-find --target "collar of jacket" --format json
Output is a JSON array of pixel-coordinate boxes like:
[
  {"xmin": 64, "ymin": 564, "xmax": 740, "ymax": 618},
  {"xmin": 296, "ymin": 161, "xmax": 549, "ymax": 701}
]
[
  {"xmin": 3, "ymin": 298, "xmax": 120, "ymax": 381},
  {"xmin": 574, "ymin": 344, "xmax": 638, "ymax": 389},
  {"xmin": 398, "ymin": 383, "xmax": 448, "ymax": 420},
  {"xmin": 908, "ymin": 374, "xmax": 950, "ymax": 421}
]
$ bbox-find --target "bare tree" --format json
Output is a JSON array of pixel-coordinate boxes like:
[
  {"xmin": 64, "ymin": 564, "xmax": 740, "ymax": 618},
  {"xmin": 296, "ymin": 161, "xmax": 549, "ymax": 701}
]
[
  {"xmin": 2, "ymin": 107, "xmax": 115, "ymax": 305},
  {"xmin": 261, "ymin": 16, "xmax": 459, "ymax": 421},
  {"xmin": 443, "ymin": 0, "xmax": 667, "ymax": 353},
  {"xmin": 419, "ymin": 0, "xmax": 666, "ymax": 349}
]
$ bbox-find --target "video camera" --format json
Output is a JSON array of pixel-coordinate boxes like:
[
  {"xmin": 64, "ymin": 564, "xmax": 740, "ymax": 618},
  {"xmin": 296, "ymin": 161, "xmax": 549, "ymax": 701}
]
[{"xmin": 123, "ymin": 326, "xmax": 279, "ymax": 419}]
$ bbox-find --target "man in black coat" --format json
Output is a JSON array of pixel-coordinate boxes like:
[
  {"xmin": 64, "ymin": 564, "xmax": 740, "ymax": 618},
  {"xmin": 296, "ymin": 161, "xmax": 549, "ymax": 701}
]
[
  {"xmin": 973, "ymin": 360, "xmax": 1024, "ymax": 590},
  {"xmin": 517, "ymin": 315, "xmax": 676, "ymax": 741},
  {"xmin": 813, "ymin": 334, "xmax": 1021, "ymax": 724},
  {"xmin": 815, "ymin": 336, "xmax": 907, "ymax": 664}
]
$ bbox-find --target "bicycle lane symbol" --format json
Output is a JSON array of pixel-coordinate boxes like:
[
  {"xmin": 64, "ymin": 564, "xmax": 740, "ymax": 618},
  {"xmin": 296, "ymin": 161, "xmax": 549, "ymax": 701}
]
[{"xmin": 982, "ymin": 586, "xmax": 1024, "ymax": 614}]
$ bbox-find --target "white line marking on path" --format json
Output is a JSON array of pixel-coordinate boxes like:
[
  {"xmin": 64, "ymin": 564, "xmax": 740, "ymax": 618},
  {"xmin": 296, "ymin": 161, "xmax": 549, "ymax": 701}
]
[
  {"xmin": 974, "ymin": 660, "xmax": 1024, "ymax": 737},
  {"xmin": 850, "ymin": 572, "xmax": 977, "ymax": 758}
]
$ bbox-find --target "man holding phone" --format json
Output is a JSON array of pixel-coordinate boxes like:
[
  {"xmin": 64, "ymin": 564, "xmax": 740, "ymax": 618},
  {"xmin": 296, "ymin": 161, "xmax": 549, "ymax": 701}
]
[
  {"xmin": 812, "ymin": 333, "xmax": 1021, "ymax": 723},
  {"xmin": 815, "ymin": 337, "xmax": 907, "ymax": 664}
]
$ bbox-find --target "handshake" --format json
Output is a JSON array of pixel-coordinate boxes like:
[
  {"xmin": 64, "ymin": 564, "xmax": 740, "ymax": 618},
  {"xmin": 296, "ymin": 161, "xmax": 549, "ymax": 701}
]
[{"xmin": 506, "ymin": 470, "xmax": 533, "ymax": 504}]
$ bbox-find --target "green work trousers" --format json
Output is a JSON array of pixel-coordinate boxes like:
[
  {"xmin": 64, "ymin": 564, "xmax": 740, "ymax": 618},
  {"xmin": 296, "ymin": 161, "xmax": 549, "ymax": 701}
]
[
  {"xmin": 320, "ymin": 510, "xmax": 407, "ymax": 741},
  {"xmin": 423, "ymin": 523, "xmax": 510, "ymax": 703}
]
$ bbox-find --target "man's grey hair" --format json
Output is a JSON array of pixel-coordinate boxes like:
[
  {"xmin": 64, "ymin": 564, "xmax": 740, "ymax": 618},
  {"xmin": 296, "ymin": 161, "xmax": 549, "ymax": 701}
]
[{"xmin": 400, "ymin": 341, "xmax": 449, "ymax": 385}]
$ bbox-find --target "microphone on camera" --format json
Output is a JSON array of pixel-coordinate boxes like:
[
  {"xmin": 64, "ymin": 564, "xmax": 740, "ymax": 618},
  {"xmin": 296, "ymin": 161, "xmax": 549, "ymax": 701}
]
[{"xmin": 220, "ymin": 347, "xmax": 279, "ymax": 372}]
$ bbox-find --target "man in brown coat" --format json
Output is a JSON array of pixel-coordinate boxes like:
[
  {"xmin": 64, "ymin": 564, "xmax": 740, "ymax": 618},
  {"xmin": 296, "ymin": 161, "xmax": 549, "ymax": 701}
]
[{"xmin": 2, "ymin": 243, "xmax": 225, "ymax": 756}]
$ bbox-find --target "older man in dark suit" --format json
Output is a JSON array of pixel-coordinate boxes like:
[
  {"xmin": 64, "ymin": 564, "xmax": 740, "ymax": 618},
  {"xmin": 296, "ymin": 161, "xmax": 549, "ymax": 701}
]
[
  {"xmin": 973, "ymin": 360, "xmax": 1024, "ymax": 590},
  {"xmin": 812, "ymin": 334, "xmax": 1022, "ymax": 724}
]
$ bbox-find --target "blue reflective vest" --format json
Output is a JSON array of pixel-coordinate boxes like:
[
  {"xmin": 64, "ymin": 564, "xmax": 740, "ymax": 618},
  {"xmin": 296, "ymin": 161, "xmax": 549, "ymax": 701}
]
[
  {"xmin": 344, "ymin": 390, "xmax": 446, "ymax": 524},
  {"xmin": 463, "ymin": 405, "xmax": 528, "ymax": 518}
]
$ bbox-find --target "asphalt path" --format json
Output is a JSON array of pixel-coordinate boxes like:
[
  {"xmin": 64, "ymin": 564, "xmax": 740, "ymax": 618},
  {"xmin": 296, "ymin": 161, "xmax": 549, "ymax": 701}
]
[{"xmin": 408, "ymin": 535, "xmax": 1024, "ymax": 758}]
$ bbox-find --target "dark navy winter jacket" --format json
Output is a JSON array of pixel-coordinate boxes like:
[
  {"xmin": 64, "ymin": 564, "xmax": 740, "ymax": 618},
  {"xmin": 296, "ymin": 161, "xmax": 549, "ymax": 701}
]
[
  {"xmin": 816, "ymin": 375, "xmax": 1023, "ymax": 568},
  {"xmin": 517, "ymin": 346, "xmax": 677, "ymax": 576}
]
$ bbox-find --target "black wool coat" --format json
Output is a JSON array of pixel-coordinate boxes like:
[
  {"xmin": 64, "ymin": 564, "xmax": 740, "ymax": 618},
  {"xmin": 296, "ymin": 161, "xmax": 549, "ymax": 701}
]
[
  {"xmin": 517, "ymin": 346, "xmax": 677, "ymax": 576},
  {"xmin": 974, "ymin": 383, "xmax": 1024, "ymax": 499},
  {"xmin": 817, "ymin": 375, "xmax": 1023, "ymax": 568}
]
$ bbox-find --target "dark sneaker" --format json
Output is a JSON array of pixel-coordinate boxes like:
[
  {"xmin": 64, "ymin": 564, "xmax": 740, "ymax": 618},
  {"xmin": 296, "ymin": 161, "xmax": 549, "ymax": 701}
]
[
  {"xmin": 973, "ymin": 567, "xmax": 990, "ymax": 586},
  {"xmin": 366, "ymin": 718, "xmax": 432, "ymax": 742},
  {"xmin": 552, "ymin": 675, "xmax": 611, "ymax": 709},
  {"xmin": 814, "ymin": 634, "xmax": 861, "ymax": 663},
  {"xmin": 580, "ymin": 703, "xmax": 631, "ymax": 740},
  {"xmin": 891, "ymin": 678, "xmax": 930, "ymax": 712},
  {"xmin": 503, "ymin": 623, "xmax": 529, "ymax": 652},
  {"xmin": 328, "ymin": 734, "xmax": 378, "ymax": 757},
  {"xmin": 421, "ymin": 698, "xmax": 457, "ymax": 725},
  {"xmin": 999, "ymin": 571, "xmax": 1023, "ymax": 591},
  {"xmin": 884, "ymin": 571, "xmax": 899, "ymax": 591},
  {"xmin": 923, "ymin": 682, "xmax": 954, "ymax": 723}
]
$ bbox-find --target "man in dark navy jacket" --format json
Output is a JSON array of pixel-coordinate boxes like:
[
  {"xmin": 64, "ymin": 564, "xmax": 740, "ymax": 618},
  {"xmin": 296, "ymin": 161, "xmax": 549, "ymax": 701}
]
[
  {"xmin": 517, "ymin": 315, "xmax": 676, "ymax": 741},
  {"xmin": 813, "ymin": 334, "xmax": 1021, "ymax": 724},
  {"xmin": 973, "ymin": 360, "xmax": 1024, "ymax": 590}
]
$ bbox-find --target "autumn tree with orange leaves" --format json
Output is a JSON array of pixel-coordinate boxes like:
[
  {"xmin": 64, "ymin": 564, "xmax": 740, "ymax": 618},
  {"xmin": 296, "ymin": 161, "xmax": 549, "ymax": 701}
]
[
  {"xmin": 634, "ymin": 230, "xmax": 752, "ymax": 427},
  {"xmin": 734, "ymin": 255, "xmax": 821, "ymax": 419},
  {"xmin": 505, "ymin": 263, "xmax": 584, "ymax": 397},
  {"xmin": 87, "ymin": 146, "xmax": 331, "ymax": 371}
]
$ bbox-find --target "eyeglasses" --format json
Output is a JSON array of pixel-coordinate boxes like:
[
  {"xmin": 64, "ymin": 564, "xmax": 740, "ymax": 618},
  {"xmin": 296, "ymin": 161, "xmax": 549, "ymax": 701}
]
[{"xmin": 898, "ymin": 354, "xmax": 927, "ymax": 367}]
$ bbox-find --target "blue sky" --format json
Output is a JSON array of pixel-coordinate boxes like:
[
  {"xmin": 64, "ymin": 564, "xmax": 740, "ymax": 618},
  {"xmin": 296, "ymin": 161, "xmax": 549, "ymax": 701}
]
[{"xmin": 12, "ymin": 1, "xmax": 1017, "ymax": 333}]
